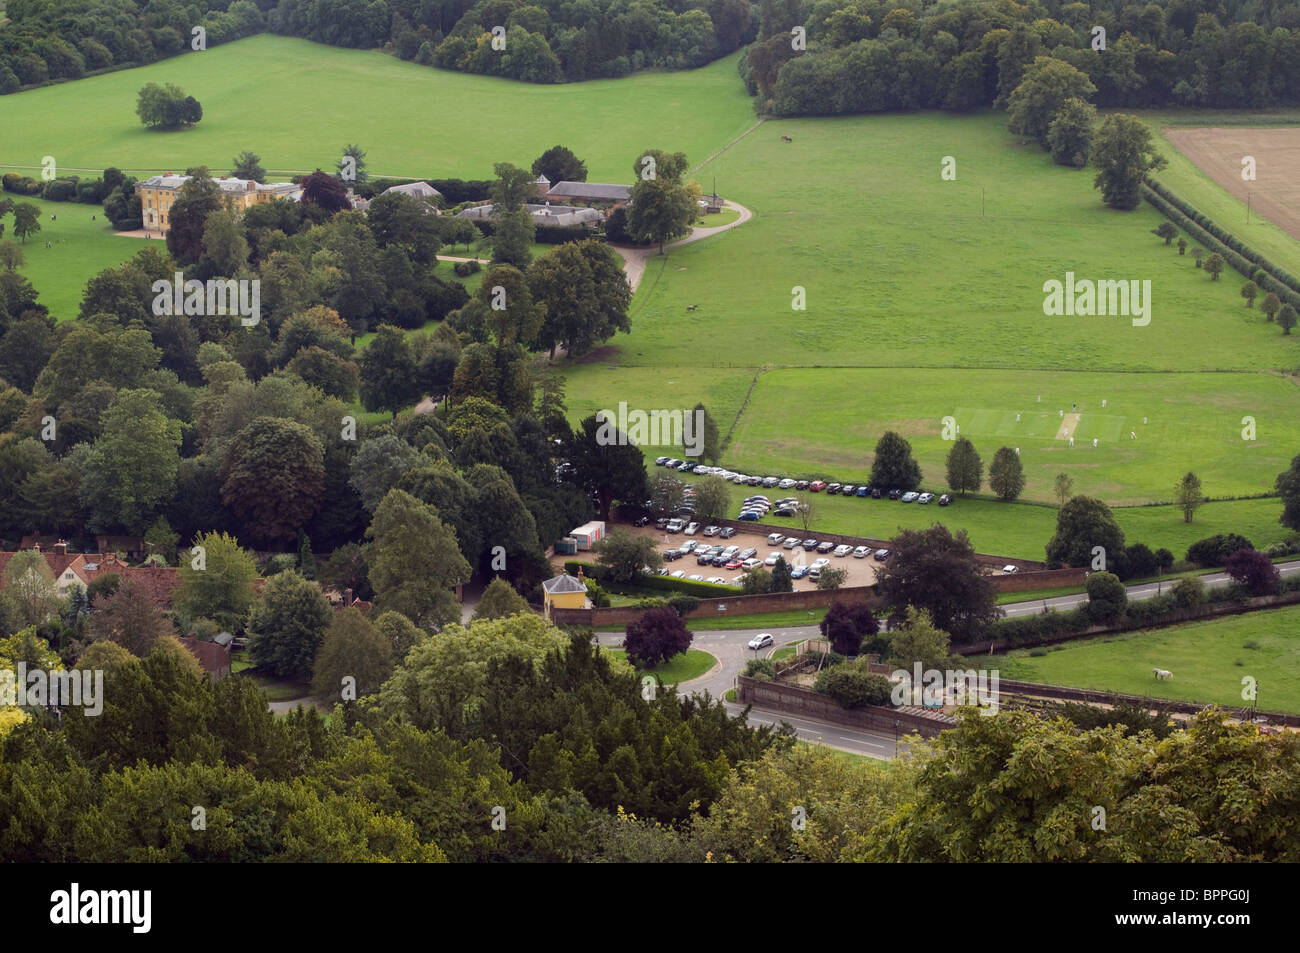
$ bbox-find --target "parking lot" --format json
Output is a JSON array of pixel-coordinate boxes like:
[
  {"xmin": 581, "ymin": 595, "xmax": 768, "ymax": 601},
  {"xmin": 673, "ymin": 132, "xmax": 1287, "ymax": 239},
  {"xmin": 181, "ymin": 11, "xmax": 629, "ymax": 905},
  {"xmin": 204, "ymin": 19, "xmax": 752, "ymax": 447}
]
[{"xmin": 551, "ymin": 522, "xmax": 883, "ymax": 592}]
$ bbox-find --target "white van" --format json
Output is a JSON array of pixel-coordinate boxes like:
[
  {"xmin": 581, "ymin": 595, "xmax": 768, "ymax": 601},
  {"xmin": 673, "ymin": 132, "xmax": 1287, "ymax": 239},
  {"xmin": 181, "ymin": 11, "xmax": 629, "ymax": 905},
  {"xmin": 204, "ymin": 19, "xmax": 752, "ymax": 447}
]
[{"xmin": 666, "ymin": 519, "xmax": 685, "ymax": 533}]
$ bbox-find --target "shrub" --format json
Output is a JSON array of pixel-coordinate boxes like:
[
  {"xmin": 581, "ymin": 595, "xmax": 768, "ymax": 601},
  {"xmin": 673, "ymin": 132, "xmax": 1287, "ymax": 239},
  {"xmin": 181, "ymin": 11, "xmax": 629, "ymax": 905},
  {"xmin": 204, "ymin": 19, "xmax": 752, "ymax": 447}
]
[
  {"xmin": 1171, "ymin": 576, "xmax": 1205, "ymax": 609},
  {"xmin": 813, "ymin": 666, "xmax": 892, "ymax": 709},
  {"xmin": 1085, "ymin": 571, "xmax": 1127, "ymax": 622},
  {"xmin": 743, "ymin": 658, "xmax": 776, "ymax": 680},
  {"xmin": 1028, "ymin": 648, "xmax": 1048, "ymax": 657},
  {"xmin": 1224, "ymin": 548, "xmax": 1280, "ymax": 596},
  {"xmin": 665, "ymin": 595, "xmax": 700, "ymax": 617},
  {"xmin": 1186, "ymin": 534, "xmax": 1254, "ymax": 568}
]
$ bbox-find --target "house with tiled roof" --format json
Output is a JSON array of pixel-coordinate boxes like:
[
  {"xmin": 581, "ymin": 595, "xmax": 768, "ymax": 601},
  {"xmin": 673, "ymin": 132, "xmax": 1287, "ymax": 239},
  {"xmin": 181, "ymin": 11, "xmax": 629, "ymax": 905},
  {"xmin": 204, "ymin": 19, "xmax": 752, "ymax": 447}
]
[
  {"xmin": 457, "ymin": 201, "xmax": 602, "ymax": 229},
  {"xmin": 179, "ymin": 636, "xmax": 233, "ymax": 682},
  {"xmin": 383, "ymin": 181, "xmax": 442, "ymax": 204},
  {"xmin": 545, "ymin": 181, "xmax": 632, "ymax": 205},
  {"xmin": 542, "ymin": 570, "xmax": 589, "ymax": 620}
]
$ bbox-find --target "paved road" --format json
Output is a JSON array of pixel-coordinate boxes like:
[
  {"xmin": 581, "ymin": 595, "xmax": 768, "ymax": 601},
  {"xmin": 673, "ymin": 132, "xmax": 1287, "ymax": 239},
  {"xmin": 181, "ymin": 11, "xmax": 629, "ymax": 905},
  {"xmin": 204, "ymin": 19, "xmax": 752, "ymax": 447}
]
[{"xmin": 632, "ymin": 560, "xmax": 1300, "ymax": 758}]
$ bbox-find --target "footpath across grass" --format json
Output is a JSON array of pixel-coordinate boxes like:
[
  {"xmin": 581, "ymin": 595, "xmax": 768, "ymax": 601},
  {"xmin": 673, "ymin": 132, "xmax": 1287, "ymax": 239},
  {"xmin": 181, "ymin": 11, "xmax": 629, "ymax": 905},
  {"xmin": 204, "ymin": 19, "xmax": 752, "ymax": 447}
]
[{"xmin": 998, "ymin": 604, "xmax": 1300, "ymax": 714}]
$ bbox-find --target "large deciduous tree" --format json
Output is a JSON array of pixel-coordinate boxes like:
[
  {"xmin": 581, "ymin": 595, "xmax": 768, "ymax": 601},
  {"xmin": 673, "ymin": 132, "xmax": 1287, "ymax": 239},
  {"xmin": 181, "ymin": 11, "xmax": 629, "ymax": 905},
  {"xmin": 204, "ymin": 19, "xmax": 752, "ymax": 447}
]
[
  {"xmin": 593, "ymin": 527, "xmax": 661, "ymax": 583},
  {"xmin": 364, "ymin": 489, "xmax": 470, "ymax": 628},
  {"xmin": 87, "ymin": 576, "xmax": 171, "ymax": 657},
  {"xmin": 359, "ymin": 325, "xmax": 422, "ymax": 417},
  {"xmin": 1046, "ymin": 97, "xmax": 1096, "ymax": 168},
  {"xmin": 1046, "ymin": 495, "xmax": 1125, "ymax": 568},
  {"xmin": 988, "ymin": 446, "xmax": 1026, "ymax": 501},
  {"xmin": 80, "ymin": 388, "xmax": 183, "ymax": 534},
  {"xmin": 870, "ymin": 431, "xmax": 922, "ymax": 492},
  {"xmin": 1175, "ymin": 471, "xmax": 1204, "ymax": 524},
  {"xmin": 1091, "ymin": 113, "xmax": 1167, "ymax": 210},
  {"xmin": 173, "ymin": 530, "xmax": 258, "ymax": 632},
  {"xmin": 623, "ymin": 606, "xmax": 692, "ymax": 667},
  {"xmin": 1, "ymin": 549, "xmax": 61, "ymax": 627},
  {"xmin": 945, "ymin": 437, "xmax": 982, "ymax": 496},
  {"xmin": 527, "ymin": 239, "xmax": 630, "ymax": 359},
  {"xmin": 531, "ymin": 145, "xmax": 588, "ymax": 183},
  {"xmin": 820, "ymin": 601, "xmax": 880, "ymax": 657},
  {"xmin": 568, "ymin": 413, "xmax": 649, "ymax": 521},
  {"xmin": 1224, "ymin": 548, "xmax": 1279, "ymax": 596},
  {"xmin": 311, "ymin": 606, "xmax": 394, "ymax": 699},
  {"xmin": 1007, "ymin": 56, "xmax": 1096, "ymax": 149},
  {"xmin": 247, "ymin": 569, "xmax": 334, "ymax": 679},
  {"xmin": 876, "ymin": 524, "xmax": 998, "ymax": 643},
  {"xmin": 220, "ymin": 417, "xmax": 325, "ymax": 542}
]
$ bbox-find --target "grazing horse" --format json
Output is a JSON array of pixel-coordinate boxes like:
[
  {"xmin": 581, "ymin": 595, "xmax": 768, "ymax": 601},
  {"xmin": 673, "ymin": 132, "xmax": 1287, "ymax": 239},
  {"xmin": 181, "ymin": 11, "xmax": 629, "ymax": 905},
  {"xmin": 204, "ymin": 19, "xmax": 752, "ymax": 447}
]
[
  {"xmin": 1153, "ymin": 668, "xmax": 1172, "ymax": 680},
  {"xmin": 781, "ymin": 135, "xmax": 793, "ymax": 142},
  {"xmin": 686, "ymin": 304, "xmax": 699, "ymax": 311}
]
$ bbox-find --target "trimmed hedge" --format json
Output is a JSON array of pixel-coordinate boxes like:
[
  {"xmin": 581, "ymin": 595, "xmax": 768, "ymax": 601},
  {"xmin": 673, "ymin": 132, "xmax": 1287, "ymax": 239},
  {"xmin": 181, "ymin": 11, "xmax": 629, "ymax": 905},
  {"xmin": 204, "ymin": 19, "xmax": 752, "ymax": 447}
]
[
  {"xmin": 535, "ymin": 224, "xmax": 597, "ymax": 244},
  {"xmin": 1143, "ymin": 178, "xmax": 1300, "ymax": 310},
  {"xmin": 562, "ymin": 561, "xmax": 738, "ymax": 598}
]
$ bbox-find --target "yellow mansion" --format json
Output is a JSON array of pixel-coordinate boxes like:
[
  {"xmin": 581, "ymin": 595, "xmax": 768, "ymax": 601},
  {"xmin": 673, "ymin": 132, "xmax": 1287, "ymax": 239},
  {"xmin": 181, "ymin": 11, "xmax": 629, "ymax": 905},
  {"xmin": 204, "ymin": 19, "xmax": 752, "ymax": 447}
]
[{"xmin": 136, "ymin": 173, "xmax": 302, "ymax": 234}]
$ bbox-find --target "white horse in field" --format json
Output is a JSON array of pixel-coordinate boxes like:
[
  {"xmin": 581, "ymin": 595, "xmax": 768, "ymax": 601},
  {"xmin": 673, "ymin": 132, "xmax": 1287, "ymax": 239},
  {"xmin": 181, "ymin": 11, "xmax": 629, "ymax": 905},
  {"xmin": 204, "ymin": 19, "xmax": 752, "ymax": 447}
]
[{"xmin": 1153, "ymin": 668, "xmax": 1173, "ymax": 680}]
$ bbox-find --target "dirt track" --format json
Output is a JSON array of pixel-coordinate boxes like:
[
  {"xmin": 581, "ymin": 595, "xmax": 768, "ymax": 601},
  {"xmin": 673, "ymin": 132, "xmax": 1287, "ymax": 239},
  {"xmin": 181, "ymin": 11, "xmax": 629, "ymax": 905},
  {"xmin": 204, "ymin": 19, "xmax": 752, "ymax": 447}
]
[{"xmin": 1163, "ymin": 126, "xmax": 1300, "ymax": 240}]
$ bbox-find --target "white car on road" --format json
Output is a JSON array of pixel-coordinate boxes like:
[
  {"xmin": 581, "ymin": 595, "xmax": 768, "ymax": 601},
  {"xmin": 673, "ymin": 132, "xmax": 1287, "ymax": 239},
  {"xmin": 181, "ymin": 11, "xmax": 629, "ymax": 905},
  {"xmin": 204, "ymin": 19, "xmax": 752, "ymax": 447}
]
[{"xmin": 747, "ymin": 633, "xmax": 775, "ymax": 650}]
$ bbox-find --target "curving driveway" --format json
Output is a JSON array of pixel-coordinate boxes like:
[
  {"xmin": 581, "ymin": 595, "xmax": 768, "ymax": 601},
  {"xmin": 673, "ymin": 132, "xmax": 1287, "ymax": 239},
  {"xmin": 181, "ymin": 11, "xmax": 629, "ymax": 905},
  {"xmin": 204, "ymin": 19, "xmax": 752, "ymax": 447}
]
[{"xmin": 613, "ymin": 199, "xmax": 753, "ymax": 293}]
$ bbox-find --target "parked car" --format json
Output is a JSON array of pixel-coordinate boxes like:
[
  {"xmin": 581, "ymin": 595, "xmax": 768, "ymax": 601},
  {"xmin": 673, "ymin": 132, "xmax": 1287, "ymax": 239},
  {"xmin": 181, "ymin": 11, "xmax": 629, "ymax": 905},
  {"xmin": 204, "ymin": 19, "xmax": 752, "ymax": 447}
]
[
  {"xmin": 918, "ymin": 493, "xmax": 934, "ymax": 504},
  {"xmin": 684, "ymin": 522, "xmax": 700, "ymax": 535},
  {"xmin": 833, "ymin": 544, "xmax": 853, "ymax": 557},
  {"xmin": 874, "ymin": 549, "xmax": 891, "ymax": 561},
  {"xmin": 765, "ymin": 552, "xmax": 783, "ymax": 566},
  {"xmin": 901, "ymin": 492, "xmax": 919, "ymax": 503},
  {"xmin": 711, "ymin": 555, "xmax": 729, "ymax": 567},
  {"xmin": 719, "ymin": 527, "xmax": 738, "ymax": 538},
  {"xmin": 703, "ymin": 525, "xmax": 720, "ymax": 536},
  {"xmin": 688, "ymin": 574, "xmax": 704, "ymax": 581},
  {"xmin": 774, "ymin": 507, "xmax": 797, "ymax": 518},
  {"xmin": 817, "ymin": 541, "xmax": 835, "ymax": 553},
  {"xmin": 783, "ymin": 537, "xmax": 801, "ymax": 550},
  {"xmin": 776, "ymin": 497, "xmax": 798, "ymax": 506},
  {"xmin": 721, "ymin": 546, "xmax": 740, "ymax": 558},
  {"xmin": 802, "ymin": 538, "xmax": 818, "ymax": 550},
  {"xmin": 656, "ymin": 517, "xmax": 670, "ymax": 529},
  {"xmin": 668, "ymin": 570, "xmax": 685, "ymax": 578},
  {"xmin": 706, "ymin": 576, "xmax": 727, "ymax": 585},
  {"xmin": 747, "ymin": 475, "xmax": 763, "ymax": 486},
  {"xmin": 737, "ymin": 511, "xmax": 760, "ymax": 521},
  {"xmin": 871, "ymin": 488, "xmax": 883, "ymax": 499},
  {"xmin": 634, "ymin": 515, "xmax": 651, "ymax": 526},
  {"xmin": 790, "ymin": 565, "xmax": 810, "ymax": 579},
  {"xmin": 1002, "ymin": 565, "xmax": 1020, "ymax": 574},
  {"xmin": 666, "ymin": 519, "xmax": 684, "ymax": 533},
  {"xmin": 778, "ymin": 478, "xmax": 797, "ymax": 490},
  {"xmin": 654, "ymin": 567, "xmax": 669, "ymax": 576},
  {"xmin": 725, "ymin": 559, "xmax": 744, "ymax": 570},
  {"xmin": 748, "ymin": 633, "xmax": 775, "ymax": 650},
  {"xmin": 809, "ymin": 481, "xmax": 827, "ymax": 492},
  {"xmin": 655, "ymin": 456, "xmax": 670, "ymax": 466},
  {"xmin": 739, "ymin": 547, "xmax": 757, "ymax": 559},
  {"xmin": 766, "ymin": 533, "xmax": 785, "ymax": 545},
  {"xmin": 762, "ymin": 476, "xmax": 780, "ymax": 488},
  {"xmin": 732, "ymin": 475, "xmax": 748, "ymax": 485},
  {"xmin": 742, "ymin": 558, "xmax": 762, "ymax": 570},
  {"xmin": 888, "ymin": 489, "xmax": 903, "ymax": 500},
  {"xmin": 827, "ymin": 483, "xmax": 842, "ymax": 494},
  {"xmin": 938, "ymin": 494, "xmax": 951, "ymax": 506},
  {"xmin": 853, "ymin": 545, "xmax": 871, "ymax": 558},
  {"xmin": 679, "ymin": 540, "xmax": 698, "ymax": 553},
  {"xmin": 796, "ymin": 480, "xmax": 811, "ymax": 490},
  {"xmin": 808, "ymin": 567, "xmax": 822, "ymax": 581},
  {"xmin": 696, "ymin": 552, "xmax": 714, "ymax": 566},
  {"xmin": 855, "ymin": 485, "xmax": 870, "ymax": 497}
]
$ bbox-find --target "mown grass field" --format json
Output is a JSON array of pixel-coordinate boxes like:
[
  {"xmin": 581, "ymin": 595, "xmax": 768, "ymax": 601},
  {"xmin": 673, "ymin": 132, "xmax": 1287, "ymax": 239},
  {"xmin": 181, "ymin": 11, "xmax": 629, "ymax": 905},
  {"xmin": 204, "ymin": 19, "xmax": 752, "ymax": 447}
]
[
  {"xmin": 999, "ymin": 604, "xmax": 1300, "ymax": 714},
  {"xmin": 0, "ymin": 34, "xmax": 755, "ymax": 182},
  {"xmin": 604, "ymin": 647, "xmax": 716, "ymax": 683}
]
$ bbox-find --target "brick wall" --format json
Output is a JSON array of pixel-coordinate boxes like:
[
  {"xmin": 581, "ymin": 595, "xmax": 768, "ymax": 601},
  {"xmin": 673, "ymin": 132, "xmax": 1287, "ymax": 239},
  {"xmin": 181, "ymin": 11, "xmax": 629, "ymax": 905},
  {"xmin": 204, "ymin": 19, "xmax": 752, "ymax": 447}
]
[
  {"xmin": 995, "ymin": 567, "xmax": 1087, "ymax": 591},
  {"xmin": 551, "ymin": 585, "xmax": 883, "ymax": 627},
  {"xmin": 737, "ymin": 676, "xmax": 955, "ymax": 738}
]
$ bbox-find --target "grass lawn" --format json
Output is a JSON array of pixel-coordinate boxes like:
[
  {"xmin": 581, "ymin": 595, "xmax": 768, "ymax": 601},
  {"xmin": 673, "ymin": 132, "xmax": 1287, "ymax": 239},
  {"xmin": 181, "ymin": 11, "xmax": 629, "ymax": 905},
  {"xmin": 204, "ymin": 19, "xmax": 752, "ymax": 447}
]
[
  {"xmin": 0, "ymin": 35, "xmax": 755, "ymax": 183},
  {"xmin": 998, "ymin": 603, "xmax": 1300, "ymax": 714},
  {"xmin": 604, "ymin": 647, "xmax": 717, "ymax": 683},
  {"xmin": 1, "ymin": 193, "xmax": 147, "ymax": 320},
  {"xmin": 238, "ymin": 671, "xmax": 312, "ymax": 703},
  {"xmin": 595, "ymin": 607, "xmax": 825, "ymax": 633}
]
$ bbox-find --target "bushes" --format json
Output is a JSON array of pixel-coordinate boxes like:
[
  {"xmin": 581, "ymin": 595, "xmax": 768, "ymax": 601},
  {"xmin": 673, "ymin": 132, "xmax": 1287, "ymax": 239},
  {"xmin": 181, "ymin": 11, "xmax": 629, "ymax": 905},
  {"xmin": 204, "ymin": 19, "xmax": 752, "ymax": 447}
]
[
  {"xmin": 813, "ymin": 666, "xmax": 893, "ymax": 709},
  {"xmin": 743, "ymin": 658, "xmax": 775, "ymax": 680},
  {"xmin": 1186, "ymin": 533, "xmax": 1254, "ymax": 567},
  {"xmin": 1085, "ymin": 571, "xmax": 1127, "ymax": 622},
  {"xmin": 453, "ymin": 259, "xmax": 481, "ymax": 277},
  {"xmin": 534, "ymin": 224, "xmax": 593, "ymax": 245}
]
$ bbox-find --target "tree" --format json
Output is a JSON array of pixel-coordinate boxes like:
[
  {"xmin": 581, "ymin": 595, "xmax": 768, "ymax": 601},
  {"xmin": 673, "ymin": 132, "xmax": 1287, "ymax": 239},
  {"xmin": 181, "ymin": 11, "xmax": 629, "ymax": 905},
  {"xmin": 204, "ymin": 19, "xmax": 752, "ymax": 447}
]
[
  {"xmin": 769, "ymin": 556, "xmax": 793, "ymax": 593},
  {"xmin": 173, "ymin": 531, "xmax": 259, "ymax": 632},
  {"xmin": 220, "ymin": 417, "xmax": 326, "ymax": 541},
  {"xmin": 568, "ymin": 414, "xmax": 649, "ymax": 521},
  {"xmin": 1046, "ymin": 97, "xmax": 1096, "ymax": 167},
  {"xmin": 1241, "ymin": 281, "xmax": 1259, "ymax": 307},
  {"xmin": 1279, "ymin": 304, "xmax": 1297, "ymax": 336},
  {"xmin": 1177, "ymin": 238, "xmax": 1187, "ymax": 255},
  {"xmin": 793, "ymin": 498, "xmax": 816, "ymax": 533},
  {"xmin": 1171, "ymin": 575, "xmax": 1205, "ymax": 609},
  {"xmin": 623, "ymin": 606, "xmax": 692, "ymax": 668},
  {"xmin": 816, "ymin": 567, "xmax": 848, "ymax": 590},
  {"xmin": 686, "ymin": 402, "xmax": 720, "ymax": 463},
  {"xmin": 373, "ymin": 610, "xmax": 425, "ymax": 660},
  {"xmin": 311, "ymin": 606, "xmax": 393, "ymax": 698},
  {"xmin": 1, "ymin": 550, "xmax": 61, "ymax": 627},
  {"xmin": 593, "ymin": 528, "xmax": 661, "ymax": 584},
  {"xmin": 870, "ymin": 431, "xmax": 922, "ymax": 491},
  {"xmin": 1006, "ymin": 57, "xmax": 1096, "ymax": 149},
  {"xmin": 136, "ymin": 82, "xmax": 201, "ymax": 127},
  {"xmin": 1261, "ymin": 292, "xmax": 1281, "ymax": 322},
  {"xmin": 1091, "ymin": 113, "xmax": 1168, "ymax": 210},
  {"xmin": 885, "ymin": 606, "xmax": 951, "ymax": 671},
  {"xmin": 988, "ymin": 447, "xmax": 1026, "ymax": 501},
  {"xmin": 359, "ymin": 325, "xmax": 422, "ymax": 416},
  {"xmin": 79, "ymin": 389, "xmax": 182, "ymax": 533},
  {"xmin": 945, "ymin": 437, "xmax": 982, "ymax": 495},
  {"xmin": 473, "ymin": 577, "xmax": 532, "ymax": 621},
  {"xmin": 336, "ymin": 144, "xmax": 368, "ymax": 185},
  {"xmin": 1085, "ymin": 571, "xmax": 1127, "ymax": 621},
  {"xmin": 527, "ymin": 239, "xmax": 630, "ymax": 358},
  {"xmin": 1277, "ymin": 454, "xmax": 1300, "ymax": 531},
  {"xmin": 1192, "ymin": 246, "xmax": 1205, "ymax": 268},
  {"xmin": 231, "ymin": 151, "xmax": 267, "ymax": 181},
  {"xmin": 165, "ymin": 170, "xmax": 222, "ymax": 265},
  {"xmin": 741, "ymin": 566, "xmax": 772, "ymax": 594},
  {"xmin": 12, "ymin": 203, "xmax": 40, "ymax": 243},
  {"xmin": 1175, "ymin": 472, "xmax": 1204, "ymax": 524},
  {"xmin": 202, "ymin": 208, "xmax": 250, "ymax": 276},
  {"xmin": 1155, "ymin": 548, "xmax": 1175, "ymax": 574},
  {"xmin": 690, "ymin": 474, "xmax": 731, "ymax": 521},
  {"xmin": 364, "ymin": 489, "xmax": 471, "ymax": 628},
  {"xmin": 299, "ymin": 170, "xmax": 352, "ymax": 215},
  {"xmin": 1187, "ymin": 534, "xmax": 1254, "ymax": 568},
  {"xmin": 876, "ymin": 524, "xmax": 998, "ymax": 642},
  {"xmin": 1046, "ymin": 496, "xmax": 1125, "ymax": 568},
  {"xmin": 1204, "ymin": 252, "xmax": 1225, "ymax": 280},
  {"xmin": 86, "ymin": 577, "xmax": 170, "ymax": 656},
  {"xmin": 626, "ymin": 175, "xmax": 699, "ymax": 254},
  {"xmin": 820, "ymin": 601, "xmax": 880, "ymax": 656},
  {"xmin": 1152, "ymin": 222, "xmax": 1177, "ymax": 245},
  {"xmin": 650, "ymin": 475, "xmax": 685, "ymax": 515},
  {"xmin": 348, "ymin": 435, "xmax": 422, "ymax": 512},
  {"xmin": 532, "ymin": 145, "xmax": 588, "ymax": 183},
  {"xmin": 247, "ymin": 570, "xmax": 334, "ymax": 679},
  {"xmin": 0, "ymin": 240, "xmax": 23, "ymax": 272},
  {"xmin": 1053, "ymin": 472, "xmax": 1074, "ymax": 507},
  {"xmin": 476, "ymin": 265, "xmax": 544, "ymax": 349},
  {"xmin": 1224, "ymin": 548, "xmax": 1279, "ymax": 596},
  {"xmin": 814, "ymin": 666, "xmax": 892, "ymax": 709}
]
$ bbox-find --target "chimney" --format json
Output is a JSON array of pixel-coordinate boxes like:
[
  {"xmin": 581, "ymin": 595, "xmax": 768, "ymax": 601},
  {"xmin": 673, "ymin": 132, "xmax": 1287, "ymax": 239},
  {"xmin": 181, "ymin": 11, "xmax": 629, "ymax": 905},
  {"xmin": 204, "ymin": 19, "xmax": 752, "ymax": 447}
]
[
  {"xmin": 104, "ymin": 552, "xmax": 115, "ymax": 565},
  {"xmin": 576, "ymin": 566, "xmax": 585, "ymax": 585},
  {"xmin": 54, "ymin": 539, "xmax": 67, "ymax": 555},
  {"xmin": 344, "ymin": 587, "xmax": 354, "ymax": 605}
]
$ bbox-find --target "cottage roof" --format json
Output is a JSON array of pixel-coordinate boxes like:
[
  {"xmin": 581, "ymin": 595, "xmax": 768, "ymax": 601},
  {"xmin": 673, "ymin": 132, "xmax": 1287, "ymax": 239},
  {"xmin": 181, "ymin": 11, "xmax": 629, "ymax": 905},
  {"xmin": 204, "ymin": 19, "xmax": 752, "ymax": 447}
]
[{"xmin": 542, "ymin": 573, "xmax": 587, "ymax": 595}]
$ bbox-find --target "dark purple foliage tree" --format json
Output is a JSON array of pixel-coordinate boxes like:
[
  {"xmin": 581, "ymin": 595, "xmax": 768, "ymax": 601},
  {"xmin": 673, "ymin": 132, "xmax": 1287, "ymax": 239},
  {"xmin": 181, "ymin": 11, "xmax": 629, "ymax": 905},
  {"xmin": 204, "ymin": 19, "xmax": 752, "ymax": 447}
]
[
  {"xmin": 819, "ymin": 601, "xmax": 880, "ymax": 656},
  {"xmin": 623, "ymin": 606, "xmax": 692, "ymax": 668},
  {"xmin": 1224, "ymin": 548, "xmax": 1279, "ymax": 596}
]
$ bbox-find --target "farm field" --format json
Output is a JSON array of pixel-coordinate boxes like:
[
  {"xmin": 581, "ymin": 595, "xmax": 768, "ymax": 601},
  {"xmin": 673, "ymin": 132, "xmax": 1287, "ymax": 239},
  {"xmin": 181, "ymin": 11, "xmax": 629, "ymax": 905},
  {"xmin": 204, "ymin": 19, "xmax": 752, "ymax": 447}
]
[
  {"xmin": 0, "ymin": 34, "xmax": 755, "ymax": 182},
  {"xmin": 724, "ymin": 367, "xmax": 1300, "ymax": 504},
  {"xmin": 999, "ymin": 604, "xmax": 1300, "ymax": 715}
]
